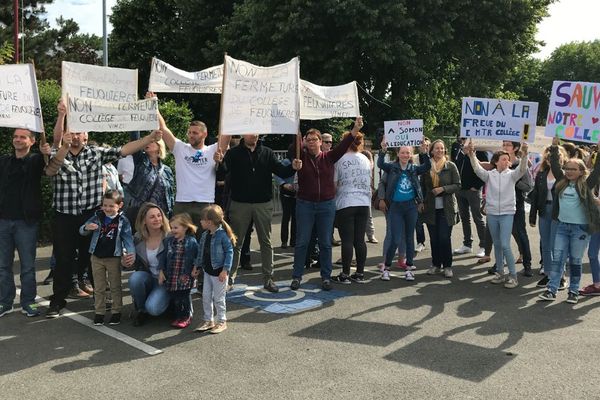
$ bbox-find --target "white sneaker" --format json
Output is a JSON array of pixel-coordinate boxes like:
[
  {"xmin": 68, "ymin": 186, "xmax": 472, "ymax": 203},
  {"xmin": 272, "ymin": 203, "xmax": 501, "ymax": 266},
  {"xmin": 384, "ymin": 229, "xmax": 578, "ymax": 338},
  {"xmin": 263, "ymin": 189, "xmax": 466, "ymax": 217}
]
[
  {"xmin": 380, "ymin": 270, "xmax": 390, "ymax": 281},
  {"xmin": 405, "ymin": 270, "xmax": 415, "ymax": 281},
  {"xmin": 504, "ymin": 276, "xmax": 518, "ymax": 289},
  {"xmin": 453, "ymin": 245, "xmax": 472, "ymax": 255},
  {"xmin": 415, "ymin": 243, "xmax": 425, "ymax": 253},
  {"xmin": 427, "ymin": 266, "xmax": 442, "ymax": 275},
  {"xmin": 444, "ymin": 268, "xmax": 454, "ymax": 278},
  {"xmin": 476, "ymin": 248, "xmax": 486, "ymax": 258},
  {"xmin": 490, "ymin": 272, "xmax": 505, "ymax": 284},
  {"xmin": 378, "ymin": 263, "xmax": 386, "ymax": 273}
]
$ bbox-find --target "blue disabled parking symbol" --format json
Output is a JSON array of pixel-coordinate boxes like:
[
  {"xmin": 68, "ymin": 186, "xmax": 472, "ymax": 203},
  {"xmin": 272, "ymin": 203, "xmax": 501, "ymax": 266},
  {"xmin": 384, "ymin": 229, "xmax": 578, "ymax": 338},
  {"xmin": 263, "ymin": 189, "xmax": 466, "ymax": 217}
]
[{"xmin": 227, "ymin": 281, "xmax": 352, "ymax": 314}]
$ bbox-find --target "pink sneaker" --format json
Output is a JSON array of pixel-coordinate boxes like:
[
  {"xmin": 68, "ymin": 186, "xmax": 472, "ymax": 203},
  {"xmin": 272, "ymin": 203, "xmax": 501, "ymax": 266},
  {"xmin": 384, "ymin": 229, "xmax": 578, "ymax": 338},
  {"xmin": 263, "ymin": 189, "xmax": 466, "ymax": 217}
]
[
  {"xmin": 170, "ymin": 319, "xmax": 181, "ymax": 327},
  {"xmin": 397, "ymin": 260, "xmax": 408, "ymax": 270},
  {"xmin": 175, "ymin": 317, "xmax": 191, "ymax": 329}
]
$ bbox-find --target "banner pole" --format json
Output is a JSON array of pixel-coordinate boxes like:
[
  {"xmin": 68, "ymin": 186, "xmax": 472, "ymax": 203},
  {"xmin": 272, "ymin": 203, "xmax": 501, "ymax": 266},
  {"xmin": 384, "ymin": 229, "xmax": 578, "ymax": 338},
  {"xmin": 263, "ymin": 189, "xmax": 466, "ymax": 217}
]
[
  {"xmin": 296, "ymin": 55, "xmax": 301, "ymax": 160},
  {"xmin": 217, "ymin": 53, "xmax": 228, "ymax": 155}
]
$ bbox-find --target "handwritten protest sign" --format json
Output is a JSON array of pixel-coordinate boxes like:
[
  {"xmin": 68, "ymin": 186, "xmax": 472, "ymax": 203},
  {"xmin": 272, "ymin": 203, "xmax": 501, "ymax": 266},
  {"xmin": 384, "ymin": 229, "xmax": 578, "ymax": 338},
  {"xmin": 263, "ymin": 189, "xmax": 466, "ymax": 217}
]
[
  {"xmin": 384, "ymin": 119, "xmax": 423, "ymax": 147},
  {"xmin": 67, "ymin": 96, "xmax": 158, "ymax": 132},
  {"xmin": 472, "ymin": 127, "xmax": 551, "ymax": 152},
  {"xmin": 148, "ymin": 58, "xmax": 223, "ymax": 94},
  {"xmin": 545, "ymin": 80, "xmax": 600, "ymax": 143},
  {"xmin": 220, "ymin": 55, "xmax": 299, "ymax": 135},
  {"xmin": 0, "ymin": 64, "xmax": 44, "ymax": 132},
  {"xmin": 461, "ymin": 97, "xmax": 538, "ymax": 142},
  {"xmin": 62, "ymin": 61, "xmax": 138, "ymax": 102},
  {"xmin": 299, "ymin": 80, "xmax": 360, "ymax": 120}
]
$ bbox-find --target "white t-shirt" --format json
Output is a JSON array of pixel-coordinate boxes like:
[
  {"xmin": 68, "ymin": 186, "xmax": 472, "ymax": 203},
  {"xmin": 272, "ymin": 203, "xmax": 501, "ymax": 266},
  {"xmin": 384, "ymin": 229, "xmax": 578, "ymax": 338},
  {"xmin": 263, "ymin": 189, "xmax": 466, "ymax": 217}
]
[
  {"xmin": 146, "ymin": 247, "xmax": 160, "ymax": 277},
  {"xmin": 334, "ymin": 152, "xmax": 372, "ymax": 210},
  {"xmin": 172, "ymin": 139, "xmax": 218, "ymax": 202}
]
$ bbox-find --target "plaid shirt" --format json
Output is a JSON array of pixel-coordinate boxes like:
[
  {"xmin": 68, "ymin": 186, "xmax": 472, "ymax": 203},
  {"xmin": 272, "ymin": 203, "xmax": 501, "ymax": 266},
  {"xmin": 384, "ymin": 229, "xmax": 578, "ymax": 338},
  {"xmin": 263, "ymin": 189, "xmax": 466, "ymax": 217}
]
[
  {"xmin": 166, "ymin": 239, "xmax": 191, "ymax": 291},
  {"xmin": 51, "ymin": 146, "xmax": 122, "ymax": 215}
]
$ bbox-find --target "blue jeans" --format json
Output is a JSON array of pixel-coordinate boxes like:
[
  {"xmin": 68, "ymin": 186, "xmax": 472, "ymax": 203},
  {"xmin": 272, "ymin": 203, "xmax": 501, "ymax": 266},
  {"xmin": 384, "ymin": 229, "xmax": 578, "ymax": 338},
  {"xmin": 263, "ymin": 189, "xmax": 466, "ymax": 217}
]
[
  {"xmin": 128, "ymin": 271, "xmax": 170, "ymax": 316},
  {"xmin": 548, "ymin": 222, "xmax": 590, "ymax": 294},
  {"xmin": 588, "ymin": 232, "xmax": 600, "ymax": 284},
  {"xmin": 0, "ymin": 219, "xmax": 38, "ymax": 308},
  {"xmin": 487, "ymin": 214, "xmax": 516, "ymax": 277},
  {"xmin": 292, "ymin": 199, "xmax": 336, "ymax": 280},
  {"xmin": 385, "ymin": 201, "xmax": 418, "ymax": 266},
  {"xmin": 538, "ymin": 202, "xmax": 557, "ymax": 270}
]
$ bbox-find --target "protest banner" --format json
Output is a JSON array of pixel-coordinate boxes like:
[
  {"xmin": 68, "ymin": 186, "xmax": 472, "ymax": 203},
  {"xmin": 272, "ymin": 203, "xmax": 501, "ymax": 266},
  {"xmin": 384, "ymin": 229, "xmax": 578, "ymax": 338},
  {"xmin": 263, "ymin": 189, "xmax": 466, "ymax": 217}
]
[
  {"xmin": 545, "ymin": 80, "xmax": 600, "ymax": 143},
  {"xmin": 148, "ymin": 58, "xmax": 224, "ymax": 94},
  {"xmin": 461, "ymin": 97, "xmax": 538, "ymax": 142},
  {"xmin": 471, "ymin": 126, "xmax": 551, "ymax": 152},
  {"xmin": 220, "ymin": 55, "xmax": 300, "ymax": 135},
  {"xmin": 62, "ymin": 61, "xmax": 138, "ymax": 102},
  {"xmin": 67, "ymin": 96, "xmax": 159, "ymax": 132},
  {"xmin": 299, "ymin": 80, "xmax": 360, "ymax": 120},
  {"xmin": 0, "ymin": 64, "xmax": 44, "ymax": 132},
  {"xmin": 384, "ymin": 119, "xmax": 423, "ymax": 147}
]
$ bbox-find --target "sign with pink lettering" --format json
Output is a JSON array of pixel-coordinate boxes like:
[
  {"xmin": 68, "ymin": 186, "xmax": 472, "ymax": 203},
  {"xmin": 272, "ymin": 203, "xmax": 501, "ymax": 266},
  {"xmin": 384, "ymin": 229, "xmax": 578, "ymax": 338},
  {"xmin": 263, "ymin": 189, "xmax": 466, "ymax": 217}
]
[{"xmin": 545, "ymin": 80, "xmax": 600, "ymax": 143}]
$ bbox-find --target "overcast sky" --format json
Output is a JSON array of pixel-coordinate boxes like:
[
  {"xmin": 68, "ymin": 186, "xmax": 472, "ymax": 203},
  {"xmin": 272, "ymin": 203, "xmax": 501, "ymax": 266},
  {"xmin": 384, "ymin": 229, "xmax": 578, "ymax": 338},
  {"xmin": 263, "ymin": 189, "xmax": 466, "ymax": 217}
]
[{"xmin": 44, "ymin": 0, "xmax": 600, "ymax": 60}]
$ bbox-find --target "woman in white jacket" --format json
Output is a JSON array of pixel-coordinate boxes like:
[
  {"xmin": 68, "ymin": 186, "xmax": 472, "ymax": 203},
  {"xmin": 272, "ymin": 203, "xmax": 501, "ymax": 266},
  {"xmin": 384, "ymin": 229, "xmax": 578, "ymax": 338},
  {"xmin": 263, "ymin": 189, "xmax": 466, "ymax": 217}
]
[{"xmin": 465, "ymin": 139, "xmax": 529, "ymax": 288}]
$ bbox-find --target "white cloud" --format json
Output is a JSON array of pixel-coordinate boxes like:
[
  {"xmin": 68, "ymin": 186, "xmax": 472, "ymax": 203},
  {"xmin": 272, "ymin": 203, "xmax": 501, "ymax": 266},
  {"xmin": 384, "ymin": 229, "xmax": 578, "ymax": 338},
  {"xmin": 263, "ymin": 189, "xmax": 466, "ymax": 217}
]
[{"xmin": 44, "ymin": 0, "xmax": 117, "ymax": 36}]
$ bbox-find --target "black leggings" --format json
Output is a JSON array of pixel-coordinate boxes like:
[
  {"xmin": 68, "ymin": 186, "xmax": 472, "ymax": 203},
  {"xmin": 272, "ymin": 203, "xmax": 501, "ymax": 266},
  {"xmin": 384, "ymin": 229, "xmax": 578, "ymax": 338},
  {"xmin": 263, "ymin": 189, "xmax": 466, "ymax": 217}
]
[{"xmin": 335, "ymin": 206, "xmax": 369, "ymax": 275}]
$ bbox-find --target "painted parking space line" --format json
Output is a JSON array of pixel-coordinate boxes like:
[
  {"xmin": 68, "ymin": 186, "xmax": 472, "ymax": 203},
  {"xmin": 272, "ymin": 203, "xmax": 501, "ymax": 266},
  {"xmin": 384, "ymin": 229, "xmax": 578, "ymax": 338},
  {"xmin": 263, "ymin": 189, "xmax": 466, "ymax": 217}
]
[{"xmin": 17, "ymin": 290, "xmax": 163, "ymax": 356}]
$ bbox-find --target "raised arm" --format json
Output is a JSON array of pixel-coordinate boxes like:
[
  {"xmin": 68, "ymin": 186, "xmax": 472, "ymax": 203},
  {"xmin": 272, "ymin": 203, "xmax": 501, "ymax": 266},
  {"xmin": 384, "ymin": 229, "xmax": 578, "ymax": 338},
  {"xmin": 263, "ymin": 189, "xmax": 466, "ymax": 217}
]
[
  {"xmin": 146, "ymin": 91, "xmax": 176, "ymax": 151},
  {"xmin": 44, "ymin": 132, "xmax": 72, "ymax": 176},
  {"xmin": 121, "ymin": 130, "xmax": 163, "ymax": 157},
  {"xmin": 510, "ymin": 142, "xmax": 529, "ymax": 182},
  {"xmin": 465, "ymin": 140, "xmax": 489, "ymax": 182},
  {"xmin": 52, "ymin": 99, "xmax": 67, "ymax": 148}
]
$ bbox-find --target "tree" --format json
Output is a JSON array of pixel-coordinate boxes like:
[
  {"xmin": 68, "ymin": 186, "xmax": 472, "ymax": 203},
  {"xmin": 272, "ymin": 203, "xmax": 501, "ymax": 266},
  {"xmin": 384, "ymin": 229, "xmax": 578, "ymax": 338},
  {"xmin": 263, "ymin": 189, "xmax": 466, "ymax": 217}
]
[{"xmin": 0, "ymin": 41, "xmax": 14, "ymax": 64}]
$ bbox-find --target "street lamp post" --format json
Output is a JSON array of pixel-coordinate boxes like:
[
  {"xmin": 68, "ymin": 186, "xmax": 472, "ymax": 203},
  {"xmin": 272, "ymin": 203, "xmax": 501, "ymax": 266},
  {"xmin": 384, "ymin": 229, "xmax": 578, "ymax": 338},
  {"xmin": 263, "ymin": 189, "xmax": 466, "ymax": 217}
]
[{"xmin": 102, "ymin": 0, "xmax": 108, "ymax": 66}]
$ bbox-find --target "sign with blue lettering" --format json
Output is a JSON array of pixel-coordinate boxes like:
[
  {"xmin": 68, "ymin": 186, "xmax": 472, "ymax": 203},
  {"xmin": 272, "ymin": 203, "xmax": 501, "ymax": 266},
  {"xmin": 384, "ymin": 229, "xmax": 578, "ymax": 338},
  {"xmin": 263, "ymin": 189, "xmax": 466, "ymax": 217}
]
[
  {"xmin": 227, "ymin": 281, "xmax": 351, "ymax": 314},
  {"xmin": 461, "ymin": 97, "xmax": 538, "ymax": 142}
]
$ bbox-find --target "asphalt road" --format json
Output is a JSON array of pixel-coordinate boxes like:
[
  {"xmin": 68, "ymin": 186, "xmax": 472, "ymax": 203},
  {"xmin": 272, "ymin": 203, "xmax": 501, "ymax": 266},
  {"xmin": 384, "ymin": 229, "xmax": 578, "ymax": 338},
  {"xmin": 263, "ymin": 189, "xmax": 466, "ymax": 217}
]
[{"xmin": 1, "ymin": 210, "xmax": 599, "ymax": 400}]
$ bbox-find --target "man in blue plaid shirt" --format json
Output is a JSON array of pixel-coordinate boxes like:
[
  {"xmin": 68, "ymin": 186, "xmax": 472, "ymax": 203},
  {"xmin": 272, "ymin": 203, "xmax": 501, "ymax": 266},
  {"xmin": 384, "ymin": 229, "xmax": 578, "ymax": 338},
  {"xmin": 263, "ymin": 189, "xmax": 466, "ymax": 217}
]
[{"xmin": 46, "ymin": 101, "xmax": 163, "ymax": 318}]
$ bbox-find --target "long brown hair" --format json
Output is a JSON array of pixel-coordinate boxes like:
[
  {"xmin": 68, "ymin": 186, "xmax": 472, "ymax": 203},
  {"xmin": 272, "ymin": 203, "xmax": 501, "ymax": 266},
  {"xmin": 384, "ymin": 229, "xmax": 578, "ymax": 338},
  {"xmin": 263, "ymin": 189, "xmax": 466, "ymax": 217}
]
[
  {"xmin": 135, "ymin": 202, "xmax": 170, "ymax": 241},
  {"xmin": 201, "ymin": 205, "xmax": 237, "ymax": 246},
  {"xmin": 554, "ymin": 158, "xmax": 590, "ymax": 201}
]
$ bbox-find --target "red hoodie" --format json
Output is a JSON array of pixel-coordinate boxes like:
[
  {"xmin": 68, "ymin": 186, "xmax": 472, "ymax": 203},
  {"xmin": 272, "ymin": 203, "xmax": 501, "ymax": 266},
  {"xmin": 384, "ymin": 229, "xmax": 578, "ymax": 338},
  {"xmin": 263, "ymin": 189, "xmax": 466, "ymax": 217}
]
[{"xmin": 296, "ymin": 133, "xmax": 354, "ymax": 202}]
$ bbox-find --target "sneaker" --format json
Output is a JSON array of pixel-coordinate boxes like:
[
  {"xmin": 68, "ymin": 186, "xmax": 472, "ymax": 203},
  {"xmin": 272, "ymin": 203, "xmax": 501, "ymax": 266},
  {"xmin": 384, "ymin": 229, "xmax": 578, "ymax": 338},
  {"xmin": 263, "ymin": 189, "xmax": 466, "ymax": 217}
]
[
  {"xmin": 290, "ymin": 278, "xmax": 301, "ymax": 290},
  {"xmin": 380, "ymin": 270, "xmax": 391, "ymax": 281},
  {"xmin": 0, "ymin": 304, "xmax": 14, "ymax": 318},
  {"xmin": 405, "ymin": 270, "xmax": 415, "ymax": 281},
  {"xmin": 322, "ymin": 279, "xmax": 332, "ymax": 291},
  {"xmin": 487, "ymin": 266, "xmax": 497, "ymax": 275},
  {"xmin": 331, "ymin": 274, "xmax": 352, "ymax": 284},
  {"xmin": 175, "ymin": 317, "xmax": 191, "ymax": 329},
  {"xmin": 504, "ymin": 276, "xmax": 518, "ymax": 289},
  {"xmin": 263, "ymin": 280, "xmax": 279, "ymax": 293},
  {"xmin": 171, "ymin": 319, "xmax": 181, "ymax": 327},
  {"xmin": 490, "ymin": 273, "xmax": 505, "ymax": 284},
  {"xmin": 109, "ymin": 313, "xmax": 121, "ymax": 325},
  {"xmin": 367, "ymin": 237, "xmax": 379, "ymax": 244},
  {"xmin": 522, "ymin": 267, "xmax": 533, "ymax": 278},
  {"xmin": 79, "ymin": 281, "xmax": 94, "ymax": 295},
  {"xmin": 210, "ymin": 322, "xmax": 227, "ymax": 334},
  {"xmin": 415, "ymin": 243, "xmax": 425, "ymax": 253},
  {"xmin": 93, "ymin": 314, "xmax": 104, "ymax": 325},
  {"xmin": 444, "ymin": 268, "xmax": 454, "ymax": 278},
  {"xmin": 579, "ymin": 284, "xmax": 600, "ymax": 296},
  {"xmin": 378, "ymin": 263, "xmax": 386, "ymax": 273},
  {"xmin": 427, "ymin": 266, "xmax": 442, "ymax": 275},
  {"xmin": 195, "ymin": 320, "xmax": 215, "ymax": 332},
  {"xmin": 45, "ymin": 304, "xmax": 60, "ymax": 318},
  {"xmin": 558, "ymin": 278, "xmax": 568, "ymax": 291},
  {"xmin": 349, "ymin": 273, "xmax": 367, "ymax": 283},
  {"xmin": 21, "ymin": 303, "xmax": 40, "ymax": 317},
  {"xmin": 536, "ymin": 276, "xmax": 549, "ymax": 288},
  {"xmin": 42, "ymin": 270, "xmax": 54, "ymax": 285},
  {"xmin": 538, "ymin": 290, "xmax": 557, "ymax": 301},
  {"xmin": 453, "ymin": 245, "xmax": 472, "ymax": 255},
  {"xmin": 566, "ymin": 292, "xmax": 579, "ymax": 304},
  {"xmin": 475, "ymin": 248, "xmax": 486, "ymax": 258},
  {"xmin": 132, "ymin": 310, "xmax": 148, "ymax": 327}
]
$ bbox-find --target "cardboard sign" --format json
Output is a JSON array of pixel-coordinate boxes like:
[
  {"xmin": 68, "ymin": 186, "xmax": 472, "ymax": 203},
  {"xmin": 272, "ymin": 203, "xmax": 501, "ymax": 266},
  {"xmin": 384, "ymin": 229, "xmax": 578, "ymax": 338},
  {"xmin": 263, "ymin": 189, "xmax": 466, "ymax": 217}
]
[
  {"xmin": 62, "ymin": 61, "xmax": 138, "ymax": 102},
  {"xmin": 545, "ymin": 80, "xmax": 600, "ymax": 143},
  {"xmin": 471, "ymin": 127, "xmax": 551, "ymax": 152},
  {"xmin": 148, "ymin": 57, "xmax": 223, "ymax": 94},
  {"xmin": 461, "ymin": 97, "xmax": 538, "ymax": 142},
  {"xmin": 384, "ymin": 119, "xmax": 423, "ymax": 147},
  {"xmin": 0, "ymin": 64, "xmax": 44, "ymax": 132},
  {"xmin": 299, "ymin": 80, "xmax": 360, "ymax": 120},
  {"xmin": 67, "ymin": 96, "xmax": 158, "ymax": 132},
  {"xmin": 220, "ymin": 55, "xmax": 299, "ymax": 135}
]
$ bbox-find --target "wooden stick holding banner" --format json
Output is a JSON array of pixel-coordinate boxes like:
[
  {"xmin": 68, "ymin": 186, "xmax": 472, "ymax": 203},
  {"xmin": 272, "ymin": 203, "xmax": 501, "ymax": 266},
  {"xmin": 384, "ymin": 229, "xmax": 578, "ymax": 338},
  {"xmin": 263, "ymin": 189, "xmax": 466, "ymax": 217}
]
[
  {"xmin": 296, "ymin": 56, "xmax": 301, "ymax": 160},
  {"xmin": 216, "ymin": 53, "xmax": 229, "ymax": 167}
]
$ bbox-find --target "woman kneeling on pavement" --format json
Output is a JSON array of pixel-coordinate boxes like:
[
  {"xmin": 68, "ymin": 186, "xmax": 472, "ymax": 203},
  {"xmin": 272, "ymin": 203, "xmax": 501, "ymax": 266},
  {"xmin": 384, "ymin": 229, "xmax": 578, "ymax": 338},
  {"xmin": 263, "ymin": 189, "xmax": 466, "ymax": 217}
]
[{"xmin": 122, "ymin": 202, "xmax": 171, "ymax": 326}]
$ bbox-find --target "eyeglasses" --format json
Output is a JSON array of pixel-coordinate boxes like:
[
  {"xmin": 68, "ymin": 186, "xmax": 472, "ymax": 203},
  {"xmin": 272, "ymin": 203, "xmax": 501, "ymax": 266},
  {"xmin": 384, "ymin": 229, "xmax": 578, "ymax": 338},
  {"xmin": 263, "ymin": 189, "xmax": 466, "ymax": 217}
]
[
  {"xmin": 323, "ymin": 141, "xmax": 332, "ymax": 144},
  {"xmin": 305, "ymin": 138, "xmax": 319, "ymax": 142}
]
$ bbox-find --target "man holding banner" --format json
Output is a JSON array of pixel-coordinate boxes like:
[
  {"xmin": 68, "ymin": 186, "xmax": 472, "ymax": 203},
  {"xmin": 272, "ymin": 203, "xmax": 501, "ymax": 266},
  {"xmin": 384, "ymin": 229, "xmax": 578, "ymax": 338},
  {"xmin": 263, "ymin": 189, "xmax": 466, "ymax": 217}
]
[
  {"xmin": 0, "ymin": 129, "xmax": 57, "ymax": 318},
  {"xmin": 46, "ymin": 107, "xmax": 163, "ymax": 318}
]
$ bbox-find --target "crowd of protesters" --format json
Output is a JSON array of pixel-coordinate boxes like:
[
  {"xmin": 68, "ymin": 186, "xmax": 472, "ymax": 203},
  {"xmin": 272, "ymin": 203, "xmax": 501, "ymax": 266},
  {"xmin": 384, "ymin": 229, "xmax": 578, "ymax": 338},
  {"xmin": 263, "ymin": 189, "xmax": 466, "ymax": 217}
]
[{"xmin": 2, "ymin": 98, "xmax": 600, "ymax": 335}]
